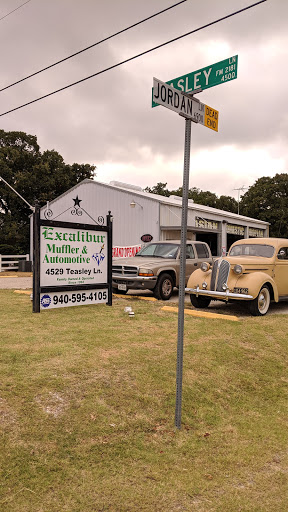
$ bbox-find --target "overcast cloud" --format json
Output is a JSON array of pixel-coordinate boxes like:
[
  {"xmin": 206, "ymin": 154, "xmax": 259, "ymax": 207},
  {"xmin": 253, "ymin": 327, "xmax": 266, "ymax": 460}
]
[{"xmin": 0, "ymin": 0, "xmax": 286, "ymax": 199}]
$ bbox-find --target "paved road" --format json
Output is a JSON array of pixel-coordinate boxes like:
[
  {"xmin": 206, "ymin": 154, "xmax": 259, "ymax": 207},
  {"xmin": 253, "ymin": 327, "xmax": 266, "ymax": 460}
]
[
  {"xmin": 1, "ymin": 276, "xmax": 288, "ymax": 315},
  {"xmin": 0, "ymin": 276, "xmax": 32, "ymax": 289}
]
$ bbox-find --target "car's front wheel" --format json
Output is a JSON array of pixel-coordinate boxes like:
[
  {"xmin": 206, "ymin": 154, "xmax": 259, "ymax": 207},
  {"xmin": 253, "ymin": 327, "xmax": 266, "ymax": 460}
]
[
  {"xmin": 190, "ymin": 294, "xmax": 211, "ymax": 308},
  {"xmin": 154, "ymin": 273, "xmax": 174, "ymax": 300},
  {"xmin": 248, "ymin": 285, "xmax": 270, "ymax": 316}
]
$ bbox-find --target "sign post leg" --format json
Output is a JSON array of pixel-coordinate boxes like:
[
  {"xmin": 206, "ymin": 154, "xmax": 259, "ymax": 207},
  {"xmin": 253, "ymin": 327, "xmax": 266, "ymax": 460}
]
[
  {"xmin": 32, "ymin": 203, "xmax": 41, "ymax": 313},
  {"xmin": 175, "ymin": 117, "xmax": 191, "ymax": 429},
  {"xmin": 107, "ymin": 211, "xmax": 113, "ymax": 306}
]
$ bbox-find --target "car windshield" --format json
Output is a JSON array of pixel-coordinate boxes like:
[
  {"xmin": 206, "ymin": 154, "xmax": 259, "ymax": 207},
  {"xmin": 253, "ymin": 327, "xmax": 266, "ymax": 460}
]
[
  {"xmin": 229, "ymin": 244, "xmax": 275, "ymax": 258},
  {"xmin": 136, "ymin": 243, "xmax": 179, "ymax": 259}
]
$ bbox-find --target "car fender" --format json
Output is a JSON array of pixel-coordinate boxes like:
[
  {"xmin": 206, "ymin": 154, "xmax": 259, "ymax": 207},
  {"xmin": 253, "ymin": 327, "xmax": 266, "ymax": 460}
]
[
  {"xmin": 187, "ymin": 268, "xmax": 209, "ymax": 288},
  {"xmin": 235, "ymin": 272, "xmax": 279, "ymax": 301},
  {"xmin": 155, "ymin": 267, "xmax": 177, "ymax": 281}
]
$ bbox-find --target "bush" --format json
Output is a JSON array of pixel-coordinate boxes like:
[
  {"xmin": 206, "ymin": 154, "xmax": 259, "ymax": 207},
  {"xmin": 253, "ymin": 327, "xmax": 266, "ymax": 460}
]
[{"xmin": 0, "ymin": 244, "xmax": 16, "ymax": 255}]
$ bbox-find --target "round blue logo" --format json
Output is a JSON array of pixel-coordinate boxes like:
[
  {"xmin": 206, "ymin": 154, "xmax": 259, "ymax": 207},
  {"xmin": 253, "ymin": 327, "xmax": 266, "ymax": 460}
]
[{"xmin": 41, "ymin": 294, "xmax": 51, "ymax": 308}]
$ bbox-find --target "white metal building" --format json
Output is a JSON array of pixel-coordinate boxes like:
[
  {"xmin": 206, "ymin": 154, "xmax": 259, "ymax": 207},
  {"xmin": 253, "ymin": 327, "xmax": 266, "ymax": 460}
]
[{"xmin": 36, "ymin": 179, "xmax": 269, "ymax": 257}]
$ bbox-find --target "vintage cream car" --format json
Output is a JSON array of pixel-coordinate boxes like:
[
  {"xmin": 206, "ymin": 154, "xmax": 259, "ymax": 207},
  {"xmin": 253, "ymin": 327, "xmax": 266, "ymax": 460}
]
[{"xmin": 186, "ymin": 238, "xmax": 288, "ymax": 316}]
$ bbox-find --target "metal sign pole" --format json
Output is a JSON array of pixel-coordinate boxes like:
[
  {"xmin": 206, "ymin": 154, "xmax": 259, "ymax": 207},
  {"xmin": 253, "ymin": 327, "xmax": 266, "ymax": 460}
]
[
  {"xmin": 107, "ymin": 210, "xmax": 113, "ymax": 306},
  {"xmin": 152, "ymin": 75, "xmax": 219, "ymax": 428},
  {"xmin": 32, "ymin": 202, "xmax": 41, "ymax": 313},
  {"xmin": 175, "ymin": 117, "xmax": 192, "ymax": 429}
]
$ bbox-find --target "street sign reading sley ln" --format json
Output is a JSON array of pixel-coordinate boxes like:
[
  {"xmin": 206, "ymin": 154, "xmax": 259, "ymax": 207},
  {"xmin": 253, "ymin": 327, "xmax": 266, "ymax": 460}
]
[
  {"xmin": 153, "ymin": 77, "xmax": 219, "ymax": 131},
  {"xmin": 152, "ymin": 55, "xmax": 238, "ymax": 108}
]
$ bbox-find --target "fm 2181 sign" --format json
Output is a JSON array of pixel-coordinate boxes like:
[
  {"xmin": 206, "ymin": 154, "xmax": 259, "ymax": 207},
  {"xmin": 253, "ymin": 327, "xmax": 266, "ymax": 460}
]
[{"xmin": 33, "ymin": 209, "xmax": 112, "ymax": 312}]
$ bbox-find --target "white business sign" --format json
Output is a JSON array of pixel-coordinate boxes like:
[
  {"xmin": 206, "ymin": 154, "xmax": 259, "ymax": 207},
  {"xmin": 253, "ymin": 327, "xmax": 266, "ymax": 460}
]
[
  {"xmin": 153, "ymin": 77, "xmax": 219, "ymax": 131},
  {"xmin": 40, "ymin": 289, "xmax": 108, "ymax": 310},
  {"xmin": 40, "ymin": 225, "xmax": 107, "ymax": 287}
]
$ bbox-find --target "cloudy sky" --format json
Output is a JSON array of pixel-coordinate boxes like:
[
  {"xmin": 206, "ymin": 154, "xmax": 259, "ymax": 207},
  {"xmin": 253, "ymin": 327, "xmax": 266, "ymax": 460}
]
[{"xmin": 0, "ymin": 0, "xmax": 286, "ymax": 200}]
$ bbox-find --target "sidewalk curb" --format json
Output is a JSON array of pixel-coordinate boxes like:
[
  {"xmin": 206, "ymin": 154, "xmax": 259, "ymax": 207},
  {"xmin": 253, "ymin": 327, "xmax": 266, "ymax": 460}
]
[{"xmin": 161, "ymin": 305, "xmax": 239, "ymax": 322}]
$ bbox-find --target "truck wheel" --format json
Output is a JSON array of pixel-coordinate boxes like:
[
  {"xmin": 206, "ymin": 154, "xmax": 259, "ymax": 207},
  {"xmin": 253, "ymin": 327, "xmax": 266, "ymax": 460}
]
[
  {"xmin": 248, "ymin": 285, "xmax": 270, "ymax": 316},
  {"xmin": 154, "ymin": 273, "xmax": 174, "ymax": 300},
  {"xmin": 190, "ymin": 295, "xmax": 211, "ymax": 308}
]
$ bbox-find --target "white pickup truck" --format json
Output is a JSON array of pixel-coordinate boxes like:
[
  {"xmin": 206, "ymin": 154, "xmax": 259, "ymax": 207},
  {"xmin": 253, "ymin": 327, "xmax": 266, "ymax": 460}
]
[{"xmin": 112, "ymin": 240, "xmax": 213, "ymax": 300}]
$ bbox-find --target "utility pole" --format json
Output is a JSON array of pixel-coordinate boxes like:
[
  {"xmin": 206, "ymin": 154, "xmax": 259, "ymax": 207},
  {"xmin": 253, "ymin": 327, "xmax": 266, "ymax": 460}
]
[{"xmin": 233, "ymin": 186, "xmax": 247, "ymax": 215}]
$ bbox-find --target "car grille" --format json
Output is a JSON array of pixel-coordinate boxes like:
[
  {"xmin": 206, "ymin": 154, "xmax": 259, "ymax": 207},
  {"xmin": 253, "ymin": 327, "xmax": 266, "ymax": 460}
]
[
  {"xmin": 112, "ymin": 265, "xmax": 138, "ymax": 277},
  {"xmin": 113, "ymin": 279, "xmax": 136, "ymax": 286},
  {"xmin": 210, "ymin": 259, "xmax": 230, "ymax": 291},
  {"xmin": 210, "ymin": 259, "xmax": 218, "ymax": 290}
]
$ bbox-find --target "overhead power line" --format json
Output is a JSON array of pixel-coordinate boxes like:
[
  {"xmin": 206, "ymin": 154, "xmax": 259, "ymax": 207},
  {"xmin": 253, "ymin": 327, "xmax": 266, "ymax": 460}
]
[
  {"xmin": 0, "ymin": 0, "xmax": 187, "ymax": 93},
  {"xmin": 0, "ymin": 0, "xmax": 267, "ymax": 118},
  {"xmin": 0, "ymin": 0, "xmax": 32, "ymax": 23}
]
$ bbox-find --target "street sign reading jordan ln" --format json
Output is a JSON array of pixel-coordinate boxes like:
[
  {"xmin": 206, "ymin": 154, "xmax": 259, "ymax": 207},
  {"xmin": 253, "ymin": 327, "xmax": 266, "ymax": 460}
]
[
  {"xmin": 152, "ymin": 55, "xmax": 238, "ymax": 107},
  {"xmin": 153, "ymin": 78, "xmax": 219, "ymax": 131}
]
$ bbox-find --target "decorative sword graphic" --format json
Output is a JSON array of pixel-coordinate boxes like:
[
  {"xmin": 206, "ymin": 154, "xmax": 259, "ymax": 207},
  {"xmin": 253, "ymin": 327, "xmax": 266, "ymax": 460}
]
[{"xmin": 92, "ymin": 244, "xmax": 105, "ymax": 266}]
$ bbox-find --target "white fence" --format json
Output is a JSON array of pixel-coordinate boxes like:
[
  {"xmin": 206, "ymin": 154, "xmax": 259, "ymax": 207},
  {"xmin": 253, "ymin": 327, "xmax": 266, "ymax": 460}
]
[{"xmin": 0, "ymin": 254, "xmax": 30, "ymax": 272}]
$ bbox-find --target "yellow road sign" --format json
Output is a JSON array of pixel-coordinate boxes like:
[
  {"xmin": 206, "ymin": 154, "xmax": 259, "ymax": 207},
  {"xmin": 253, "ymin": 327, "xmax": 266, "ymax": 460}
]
[{"xmin": 204, "ymin": 105, "xmax": 219, "ymax": 132}]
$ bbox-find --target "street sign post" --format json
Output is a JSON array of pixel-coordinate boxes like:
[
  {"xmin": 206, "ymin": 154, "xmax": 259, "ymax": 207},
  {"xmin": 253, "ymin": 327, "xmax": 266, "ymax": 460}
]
[
  {"xmin": 153, "ymin": 78, "xmax": 220, "ymax": 429},
  {"xmin": 174, "ymin": 115, "xmax": 191, "ymax": 431},
  {"xmin": 151, "ymin": 58, "xmax": 237, "ymax": 429},
  {"xmin": 152, "ymin": 55, "xmax": 238, "ymax": 107},
  {"xmin": 153, "ymin": 78, "xmax": 219, "ymax": 131}
]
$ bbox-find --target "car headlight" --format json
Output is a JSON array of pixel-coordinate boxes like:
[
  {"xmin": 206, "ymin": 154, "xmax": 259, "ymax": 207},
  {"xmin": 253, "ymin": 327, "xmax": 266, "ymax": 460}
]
[
  {"xmin": 200, "ymin": 262, "xmax": 210, "ymax": 272},
  {"xmin": 139, "ymin": 268, "xmax": 154, "ymax": 277},
  {"xmin": 233, "ymin": 264, "xmax": 243, "ymax": 275}
]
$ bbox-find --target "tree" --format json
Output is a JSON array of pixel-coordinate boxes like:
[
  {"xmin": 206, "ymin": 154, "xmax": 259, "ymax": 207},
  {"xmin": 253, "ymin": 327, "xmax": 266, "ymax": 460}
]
[
  {"xmin": 146, "ymin": 182, "xmax": 238, "ymax": 213},
  {"xmin": 216, "ymin": 195, "xmax": 238, "ymax": 214},
  {"xmin": 169, "ymin": 186, "xmax": 219, "ymax": 207},
  {"xmin": 191, "ymin": 189, "xmax": 218, "ymax": 208},
  {"xmin": 0, "ymin": 130, "xmax": 95, "ymax": 253},
  {"xmin": 144, "ymin": 182, "xmax": 170, "ymax": 196},
  {"xmin": 240, "ymin": 174, "xmax": 288, "ymax": 237}
]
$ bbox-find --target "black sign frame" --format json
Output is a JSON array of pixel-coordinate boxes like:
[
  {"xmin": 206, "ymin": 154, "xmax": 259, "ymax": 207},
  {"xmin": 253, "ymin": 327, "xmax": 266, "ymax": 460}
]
[{"xmin": 33, "ymin": 205, "xmax": 113, "ymax": 312}]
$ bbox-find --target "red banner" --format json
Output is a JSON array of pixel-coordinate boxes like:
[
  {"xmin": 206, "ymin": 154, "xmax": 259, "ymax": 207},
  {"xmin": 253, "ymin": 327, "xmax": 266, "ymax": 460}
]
[{"xmin": 112, "ymin": 245, "xmax": 142, "ymax": 258}]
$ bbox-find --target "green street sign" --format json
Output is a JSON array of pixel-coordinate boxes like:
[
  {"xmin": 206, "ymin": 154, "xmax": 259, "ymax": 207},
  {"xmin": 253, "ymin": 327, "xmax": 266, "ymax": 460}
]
[{"xmin": 152, "ymin": 55, "xmax": 238, "ymax": 107}]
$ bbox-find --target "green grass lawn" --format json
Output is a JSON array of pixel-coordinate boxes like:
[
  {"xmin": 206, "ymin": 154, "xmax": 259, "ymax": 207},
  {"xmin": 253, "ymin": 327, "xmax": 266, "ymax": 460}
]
[{"xmin": 0, "ymin": 290, "xmax": 287, "ymax": 511}]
